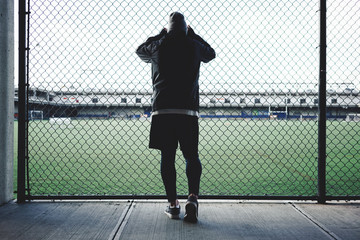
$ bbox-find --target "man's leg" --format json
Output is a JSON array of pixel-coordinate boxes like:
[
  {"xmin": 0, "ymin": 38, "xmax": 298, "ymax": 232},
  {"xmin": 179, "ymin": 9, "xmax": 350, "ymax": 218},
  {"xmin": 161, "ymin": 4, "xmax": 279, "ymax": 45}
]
[
  {"xmin": 161, "ymin": 147, "xmax": 178, "ymax": 204},
  {"xmin": 183, "ymin": 150, "xmax": 202, "ymax": 223},
  {"xmin": 161, "ymin": 147, "xmax": 180, "ymax": 219},
  {"xmin": 183, "ymin": 151, "xmax": 202, "ymax": 197},
  {"xmin": 177, "ymin": 115, "xmax": 202, "ymax": 222},
  {"xmin": 177, "ymin": 115, "xmax": 201, "ymax": 196}
]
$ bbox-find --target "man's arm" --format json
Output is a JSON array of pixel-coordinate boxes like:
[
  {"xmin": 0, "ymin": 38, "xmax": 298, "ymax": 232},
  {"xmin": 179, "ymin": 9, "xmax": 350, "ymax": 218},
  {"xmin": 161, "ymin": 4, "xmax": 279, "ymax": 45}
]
[
  {"xmin": 136, "ymin": 29, "xmax": 167, "ymax": 63},
  {"xmin": 187, "ymin": 26, "xmax": 216, "ymax": 63}
]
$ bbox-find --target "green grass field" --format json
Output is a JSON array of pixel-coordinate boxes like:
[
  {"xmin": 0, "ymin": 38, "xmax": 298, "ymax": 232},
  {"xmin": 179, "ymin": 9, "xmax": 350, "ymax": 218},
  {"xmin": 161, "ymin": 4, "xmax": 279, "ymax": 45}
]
[{"xmin": 13, "ymin": 118, "xmax": 360, "ymax": 198}]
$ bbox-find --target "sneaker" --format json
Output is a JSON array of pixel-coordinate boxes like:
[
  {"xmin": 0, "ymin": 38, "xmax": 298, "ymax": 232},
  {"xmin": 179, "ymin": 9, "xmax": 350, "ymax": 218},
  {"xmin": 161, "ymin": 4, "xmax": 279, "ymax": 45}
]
[
  {"xmin": 164, "ymin": 205, "xmax": 180, "ymax": 219},
  {"xmin": 184, "ymin": 195, "xmax": 198, "ymax": 223}
]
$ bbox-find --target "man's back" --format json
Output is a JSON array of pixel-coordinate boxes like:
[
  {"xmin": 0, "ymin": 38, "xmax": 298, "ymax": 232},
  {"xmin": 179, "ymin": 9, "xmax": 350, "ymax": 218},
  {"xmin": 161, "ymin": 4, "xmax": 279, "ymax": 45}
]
[
  {"xmin": 155, "ymin": 33, "xmax": 202, "ymax": 111},
  {"xmin": 136, "ymin": 12, "xmax": 215, "ymax": 112}
]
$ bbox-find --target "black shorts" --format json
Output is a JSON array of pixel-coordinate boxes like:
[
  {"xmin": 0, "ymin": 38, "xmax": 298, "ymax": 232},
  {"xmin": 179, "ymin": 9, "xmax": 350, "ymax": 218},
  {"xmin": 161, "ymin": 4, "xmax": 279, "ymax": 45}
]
[{"xmin": 149, "ymin": 114, "xmax": 199, "ymax": 152}]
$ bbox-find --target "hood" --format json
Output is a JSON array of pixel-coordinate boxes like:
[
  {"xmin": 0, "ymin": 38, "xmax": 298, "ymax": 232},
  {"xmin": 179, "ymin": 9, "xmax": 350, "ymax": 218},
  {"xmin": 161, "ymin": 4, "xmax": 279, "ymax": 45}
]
[{"xmin": 168, "ymin": 12, "xmax": 187, "ymax": 35}]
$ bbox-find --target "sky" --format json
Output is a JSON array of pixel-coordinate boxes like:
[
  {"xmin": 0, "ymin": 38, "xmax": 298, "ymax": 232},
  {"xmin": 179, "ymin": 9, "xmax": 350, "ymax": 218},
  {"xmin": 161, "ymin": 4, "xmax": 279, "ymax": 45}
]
[{"xmin": 14, "ymin": 0, "xmax": 360, "ymax": 94}]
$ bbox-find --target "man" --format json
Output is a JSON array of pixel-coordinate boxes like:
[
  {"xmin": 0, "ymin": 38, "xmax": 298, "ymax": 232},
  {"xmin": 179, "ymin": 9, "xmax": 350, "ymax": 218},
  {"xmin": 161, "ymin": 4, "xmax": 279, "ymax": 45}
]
[{"xmin": 136, "ymin": 12, "xmax": 215, "ymax": 222}]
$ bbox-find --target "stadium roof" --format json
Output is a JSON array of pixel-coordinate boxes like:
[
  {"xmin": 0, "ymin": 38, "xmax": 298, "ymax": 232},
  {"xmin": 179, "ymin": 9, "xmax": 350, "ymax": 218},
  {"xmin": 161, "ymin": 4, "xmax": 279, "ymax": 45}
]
[{"xmin": 16, "ymin": 82, "xmax": 359, "ymax": 96}]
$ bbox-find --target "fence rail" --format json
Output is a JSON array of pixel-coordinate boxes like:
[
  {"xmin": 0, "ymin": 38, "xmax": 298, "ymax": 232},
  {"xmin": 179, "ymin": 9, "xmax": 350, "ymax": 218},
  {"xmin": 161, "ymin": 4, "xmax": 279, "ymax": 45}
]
[{"xmin": 18, "ymin": 0, "xmax": 360, "ymax": 202}]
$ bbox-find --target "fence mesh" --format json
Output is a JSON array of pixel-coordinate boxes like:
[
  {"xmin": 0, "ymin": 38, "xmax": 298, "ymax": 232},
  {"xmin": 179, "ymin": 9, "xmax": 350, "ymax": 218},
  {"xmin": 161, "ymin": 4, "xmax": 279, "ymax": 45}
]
[
  {"xmin": 326, "ymin": 1, "xmax": 360, "ymax": 197},
  {"xmin": 24, "ymin": 0, "xmax": 359, "ymax": 198}
]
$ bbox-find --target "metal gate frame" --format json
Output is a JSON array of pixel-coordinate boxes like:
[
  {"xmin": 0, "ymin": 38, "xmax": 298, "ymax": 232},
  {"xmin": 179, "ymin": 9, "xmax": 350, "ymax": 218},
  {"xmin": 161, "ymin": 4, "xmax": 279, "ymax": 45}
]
[{"xmin": 17, "ymin": 0, "xmax": 359, "ymax": 203}]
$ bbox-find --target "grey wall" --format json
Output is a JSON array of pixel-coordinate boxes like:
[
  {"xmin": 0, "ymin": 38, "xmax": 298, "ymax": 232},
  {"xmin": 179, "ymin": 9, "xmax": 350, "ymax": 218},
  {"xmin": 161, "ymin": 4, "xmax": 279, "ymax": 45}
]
[{"xmin": 0, "ymin": 0, "xmax": 14, "ymax": 204}]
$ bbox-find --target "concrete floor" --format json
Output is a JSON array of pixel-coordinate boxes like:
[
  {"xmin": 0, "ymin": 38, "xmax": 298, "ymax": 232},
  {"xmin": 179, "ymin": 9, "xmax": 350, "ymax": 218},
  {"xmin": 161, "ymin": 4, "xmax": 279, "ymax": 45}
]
[{"xmin": 0, "ymin": 200, "xmax": 359, "ymax": 240}]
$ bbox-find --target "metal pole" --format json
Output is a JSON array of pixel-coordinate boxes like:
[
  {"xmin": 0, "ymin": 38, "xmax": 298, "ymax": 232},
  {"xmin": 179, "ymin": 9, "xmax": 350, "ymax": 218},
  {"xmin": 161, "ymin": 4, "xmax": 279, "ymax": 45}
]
[
  {"xmin": 318, "ymin": 0, "xmax": 327, "ymax": 204},
  {"xmin": 17, "ymin": 0, "xmax": 26, "ymax": 203},
  {"xmin": 0, "ymin": 0, "xmax": 14, "ymax": 204}
]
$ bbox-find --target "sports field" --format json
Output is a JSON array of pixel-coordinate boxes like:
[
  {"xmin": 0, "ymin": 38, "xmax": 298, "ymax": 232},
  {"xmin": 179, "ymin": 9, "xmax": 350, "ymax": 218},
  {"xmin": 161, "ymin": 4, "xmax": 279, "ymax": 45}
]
[{"xmin": 14, "ymin": 118, "xmax": 360, "ymax": 198}]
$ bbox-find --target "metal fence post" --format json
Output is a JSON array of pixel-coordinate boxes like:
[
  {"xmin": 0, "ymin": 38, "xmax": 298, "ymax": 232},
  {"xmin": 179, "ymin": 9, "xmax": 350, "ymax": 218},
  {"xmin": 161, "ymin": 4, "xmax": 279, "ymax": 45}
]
[
  {"xmin": 17, "ymin": 0, "xmax": 26, "ymax": 203},
  {"xmin": 317, "ymin": 0, "xmax": 327, "ymax": 204}
]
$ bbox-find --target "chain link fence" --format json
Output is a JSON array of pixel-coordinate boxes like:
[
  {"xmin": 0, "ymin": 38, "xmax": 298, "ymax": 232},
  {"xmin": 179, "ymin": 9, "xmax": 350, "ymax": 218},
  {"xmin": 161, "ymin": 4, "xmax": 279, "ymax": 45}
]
[
  {"xmin": 21, "ymin": 0, "xmax": 359, "ymax": 199},
  {"xmin": 326, "ymin": 1, "xmax": 360, "ymax": 197}
]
